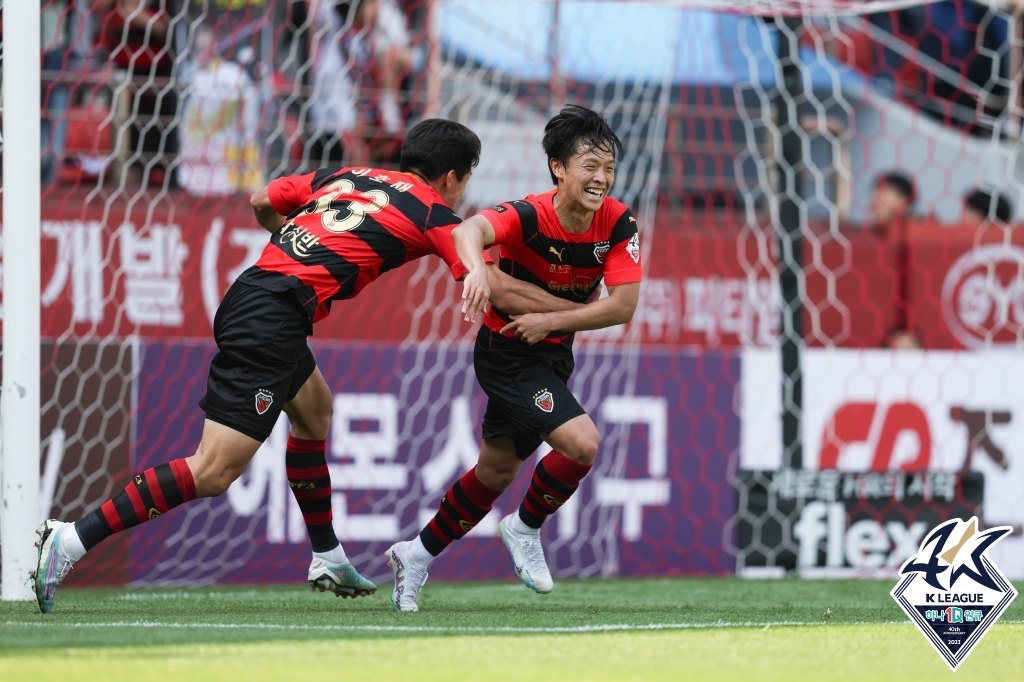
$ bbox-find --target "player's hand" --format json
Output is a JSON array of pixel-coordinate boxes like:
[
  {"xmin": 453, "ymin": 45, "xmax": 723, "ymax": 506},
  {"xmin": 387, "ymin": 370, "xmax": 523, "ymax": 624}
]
[
  {"xmin": 461, "ymin": 267, "xmax": 490, "ymax": 323},
  {"xmin": 500, "ymin": 313, "xmax": 554, "ymax": 345}
]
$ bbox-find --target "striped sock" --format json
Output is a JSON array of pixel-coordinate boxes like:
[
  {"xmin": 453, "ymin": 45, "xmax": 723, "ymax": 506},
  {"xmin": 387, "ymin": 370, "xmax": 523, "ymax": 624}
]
[
  {"xmin": 419, "ymin": 468, "xmax": 501, "ymax": 556},
  {"xmin": 518, "ymin": 452, "xmax": 591, "ymax": 529},
  {"xmin": 74, "ymin": 459, "xmax": 196, "ymax": 551},
  {"xmin": 285, "ymin": 435, "xmax": 339, "ymax": 553}
]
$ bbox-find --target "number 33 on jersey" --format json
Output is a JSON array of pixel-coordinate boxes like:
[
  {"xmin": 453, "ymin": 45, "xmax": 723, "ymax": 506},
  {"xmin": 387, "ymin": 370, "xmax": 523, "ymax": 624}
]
[{"xmin": 238, "ymin": 167, "xmax": 470, "ymax": 323}]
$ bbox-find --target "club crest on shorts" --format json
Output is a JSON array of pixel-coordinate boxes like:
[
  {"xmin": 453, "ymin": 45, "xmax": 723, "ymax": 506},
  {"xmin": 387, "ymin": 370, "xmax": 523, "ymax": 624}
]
[
  {"xmin": 593, "ymin": 241, "xmax": 610, "ymax": 264},
  {"xmin": 534, "ymin": 389, "xmax": 554, "ymax": 413},
  {"xmin": 626, "ymin": 233, "xmax": 640, "ymax": 263},
  {"xmin": 890, "ymin": 516, "xmax": 1017, "ymax": 671},
  {"xmin": 254, "ymin": 389, "xmax": 274, "ymax": 416}
]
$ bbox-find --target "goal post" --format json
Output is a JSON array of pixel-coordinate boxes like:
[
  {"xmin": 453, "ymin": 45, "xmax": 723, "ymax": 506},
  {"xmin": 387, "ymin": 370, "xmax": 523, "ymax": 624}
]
[{"xmin": 1, "ymin": 0, "xmax": 43, "ymax": 601}]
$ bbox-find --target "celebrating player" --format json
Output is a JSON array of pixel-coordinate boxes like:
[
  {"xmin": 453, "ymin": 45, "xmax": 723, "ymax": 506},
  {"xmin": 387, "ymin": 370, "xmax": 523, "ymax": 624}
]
[
  {"xmin": 386, "ymin": 105, "xmax": 642, "ymax": 611},
  {"xmin": 31, "ymin": 119, "xmax": 586, "ymax": 614}
]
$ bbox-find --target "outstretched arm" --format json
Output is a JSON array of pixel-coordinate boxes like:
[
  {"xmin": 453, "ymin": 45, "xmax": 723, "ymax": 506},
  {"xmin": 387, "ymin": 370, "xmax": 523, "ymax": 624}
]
[
  {"xmin": 250, "ymin": 187, "xmax": 285, "ymax": 233},
  {"xmin": 486, "ymin": 265, "xmax": 585, "ymax": 315},
  {"xmin": 500, "ymin": 282, "xmax": 640, "ymax": 344},
  {"xmin": 452, "ymin": 215, "xmax": 496, "ymax": 322}
]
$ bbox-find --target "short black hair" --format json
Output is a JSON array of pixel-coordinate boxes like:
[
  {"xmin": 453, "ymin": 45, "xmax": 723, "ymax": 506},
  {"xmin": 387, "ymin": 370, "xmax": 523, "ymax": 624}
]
[
  {"xmin": 875, "ymin": 171, "xmax": 915, "ymax": 203},
  {"xmin": 964, "ymin": 188, "xmax": 1014, "ymax": 223},
  {"xmin": 400, "ymin": 119, "xmax": 481, "ymax": 182},
  {"xmin": 542, "ymin": 105, "xmax": 624, "ymax": 185}
]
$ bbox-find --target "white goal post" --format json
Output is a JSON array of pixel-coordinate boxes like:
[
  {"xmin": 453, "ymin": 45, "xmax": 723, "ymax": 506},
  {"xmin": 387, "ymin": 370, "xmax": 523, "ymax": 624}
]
[{"xmin": 1, "ymin": 1, "xmax": 42, "ymax": 601}]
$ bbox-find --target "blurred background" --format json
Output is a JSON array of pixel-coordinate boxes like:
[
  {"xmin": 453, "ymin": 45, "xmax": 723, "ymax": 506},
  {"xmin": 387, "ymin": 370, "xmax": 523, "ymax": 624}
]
[{"xmin": 1, "ymin": 0, "xmax": 1022, "ymax": 588}]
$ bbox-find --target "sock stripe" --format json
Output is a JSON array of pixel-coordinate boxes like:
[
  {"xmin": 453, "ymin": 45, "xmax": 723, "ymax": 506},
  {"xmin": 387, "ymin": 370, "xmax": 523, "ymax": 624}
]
[
  {"xmin": 302, "ymin": 511, "xmax": 333, "ymax": 526},
  {"xmin": 133, "ymin": 473, "xmax": 158, "ymax": 515},
  {"xmin": 100, "ymin": 500, "xmax": 124, "ymax": 533},
  {"xmin": 285, "ymin": 463, "xmax": 330, "ymax": 477},
  {"xmin": 144, "ymin": 468, "xmax": 168, "ymax": 511},
  {"xmin": 534, "ymin": 463, "xmax": 577, "ymax": 496},
  {"xmin": 124, "ymin": 485, "xmax": 148, "ymax": 523},
  {"xmin": 450, "ymin": 481, "xmax": 489, "ymax": 519},
  {"xmin": 295, "ymin": 496, "xmax": 332, "ymax": 513},
  {"xmin": 169, "ymin": 459, "xmax": 197, "ymax": 502},
  {"xmin": 286, "ymin": 436, "xmax": 328, "ymax": 453},
  {"xmin": 155, "ymin": 463, "xmax": 184, "ymax": 508}
]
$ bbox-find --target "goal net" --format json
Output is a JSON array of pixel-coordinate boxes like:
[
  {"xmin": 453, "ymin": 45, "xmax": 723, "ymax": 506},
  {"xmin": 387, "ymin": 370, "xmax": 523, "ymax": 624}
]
[{"xmin": 3, "ymin": 0, "xmax": 1022, "ymax": 586}]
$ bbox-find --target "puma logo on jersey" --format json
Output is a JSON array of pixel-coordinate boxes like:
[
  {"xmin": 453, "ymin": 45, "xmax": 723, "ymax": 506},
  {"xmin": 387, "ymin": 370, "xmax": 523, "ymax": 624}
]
[{"xmin": 549, "ymin": 246, "xmax": 565, "ymax": 261}]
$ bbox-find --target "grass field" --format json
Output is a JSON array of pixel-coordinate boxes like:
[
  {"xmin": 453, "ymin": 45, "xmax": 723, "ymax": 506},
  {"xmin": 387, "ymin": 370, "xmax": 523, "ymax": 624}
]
[{"xmin": 1, "ymin": 578, "xmax": 1022, "ymax": 681}]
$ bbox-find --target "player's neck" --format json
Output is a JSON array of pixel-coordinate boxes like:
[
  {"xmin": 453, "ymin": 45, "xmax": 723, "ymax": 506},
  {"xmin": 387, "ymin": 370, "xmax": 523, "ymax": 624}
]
[{"xmin": 552, "ymin": 192, "xmax": 595, "ymax": 234}]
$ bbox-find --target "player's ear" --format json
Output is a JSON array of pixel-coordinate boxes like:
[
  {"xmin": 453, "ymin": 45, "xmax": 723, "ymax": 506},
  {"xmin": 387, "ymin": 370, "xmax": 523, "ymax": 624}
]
[
  {"xmin": 444, "ymin": 169, "xmax": 457, "ymax": 190},
  {"xmin": 550, "ymin": 158, "xmax": 564, "ymax": 183}
]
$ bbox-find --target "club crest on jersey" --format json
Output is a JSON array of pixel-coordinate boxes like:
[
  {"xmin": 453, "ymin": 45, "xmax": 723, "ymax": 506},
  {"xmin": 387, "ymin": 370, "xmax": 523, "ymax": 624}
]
[
  {"xmin": 593, "ymin": 242, "xmax": 610, "ymax": 264},
  {"xmin": 254, "ymin": 389, "xmax": 274, "ymax": 416},
  {"xmin": 534, "ymin": 390, "xmax": 554, "ymax": 413},
  {"xmin": 626, "ymin": 233, "xmax": 640, "ymax": 263},
  {"xmin": 891, "ymin": 516, "xmax": 1017, "ymax": 671}
]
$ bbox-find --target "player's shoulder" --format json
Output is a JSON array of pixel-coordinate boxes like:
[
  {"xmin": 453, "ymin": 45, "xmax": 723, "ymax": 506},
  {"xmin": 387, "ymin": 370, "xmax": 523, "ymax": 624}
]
[{"xmin": 598, "ymin": 198, "xmax": 635, "ymax": 238}]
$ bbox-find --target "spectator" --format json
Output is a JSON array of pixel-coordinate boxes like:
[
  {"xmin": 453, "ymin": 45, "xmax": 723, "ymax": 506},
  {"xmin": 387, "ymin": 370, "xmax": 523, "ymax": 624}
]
[
  {"xmin": 963, "ymin": 188, "xmax": 1014, "ymax": 228},
  {"xmin": 870, "ymin": 171, "xmax": 915, "ymax": 239},
  {"xmin": 99, "ymin": 0, "xmax": 179, "ymax": 186},
  {"xmin": 886, "ymin": 327, "xmax": 923, "ymax": 350},
  {"xmin": 304, "ymin": 0, "xmax": 411, "ymax": 169}
]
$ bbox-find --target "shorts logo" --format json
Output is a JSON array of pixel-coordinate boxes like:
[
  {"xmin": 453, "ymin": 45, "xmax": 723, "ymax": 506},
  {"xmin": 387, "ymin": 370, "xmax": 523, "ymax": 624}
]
[
  {"xmin": 534, "ymin": 389, "xmax": 554, "ymax": 413},
  {"xmin": 626, "ymin": 233, "xmax": 640, "ymax": 263},
  {"xmin": 593, "ymin": 242, "xmax": 610, "ymax": 264},
  {"xmin": 891, "ymin": 516, "xmax": 1017, "ymax": 670},
  {"xmin": 492, "ymin": 204, "xmax": 507, "ymax": 213},
  {"xmin": 255, "ymin": 389, "xmax": 274, "ymax": 416}
]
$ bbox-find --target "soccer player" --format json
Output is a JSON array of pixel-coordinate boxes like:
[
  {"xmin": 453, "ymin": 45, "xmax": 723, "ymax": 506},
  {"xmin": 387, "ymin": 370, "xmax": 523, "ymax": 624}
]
[
  {"xmin": 386, "ymin": 105, "xmax": 642, "ymax": 611},
  {"xmin": 31, "ymin": 119, "xmax": 586, "ymax": 613}
]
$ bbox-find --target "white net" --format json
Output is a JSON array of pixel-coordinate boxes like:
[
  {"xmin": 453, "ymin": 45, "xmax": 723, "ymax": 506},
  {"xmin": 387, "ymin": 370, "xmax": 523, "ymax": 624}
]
[{"xmin": 4, "ymin": 0, "xmax": 1024, "ymax": 584}]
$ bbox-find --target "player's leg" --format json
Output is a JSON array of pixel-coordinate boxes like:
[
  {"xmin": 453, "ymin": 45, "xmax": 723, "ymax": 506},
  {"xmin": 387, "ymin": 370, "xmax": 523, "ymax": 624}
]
[
  {"xmin": 386, "ymin": 433, "xmax": 526, "ymax": 611},
  {"xmin": 517, "ymin": 414, "xmax": 598, "ymax": 531},
  {"xmin": 490, "ymin": 361, "xmax": 590, "ymax": 594},
  {"xmin": 33, "ymin": 282, "xmax": 309, "ymax": 612},
  {"xmin": 281, "ymin": 364, "xmax": 375, "ymax": 598},
  {"xmin": 33, "ymin": 419, "xmax": 262, "ymax": 613}
]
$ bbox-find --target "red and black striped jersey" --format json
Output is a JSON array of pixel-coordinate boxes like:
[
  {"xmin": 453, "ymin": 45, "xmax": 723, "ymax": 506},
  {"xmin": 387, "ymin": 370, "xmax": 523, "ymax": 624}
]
[
  {"xmin": 478, "ymin": 190, "xmax": 643, "ymax": 345},
  {"xmin": 237, "ymin": 167, "xmax": 467, "ymax": 323}
]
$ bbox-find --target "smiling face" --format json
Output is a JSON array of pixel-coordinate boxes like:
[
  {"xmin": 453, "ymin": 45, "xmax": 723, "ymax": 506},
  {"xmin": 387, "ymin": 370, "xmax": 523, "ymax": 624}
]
[{"xmin": 551, "ymin": 142, "xmax": 616, "ymax": 214}]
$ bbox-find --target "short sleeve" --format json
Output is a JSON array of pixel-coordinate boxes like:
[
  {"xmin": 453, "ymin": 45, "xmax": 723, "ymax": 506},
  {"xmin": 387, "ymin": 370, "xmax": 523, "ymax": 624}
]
[
  {"xmin": 267, "ymin": 172, "xmax": 316, "ymax": 216},
  {"xmin": 425, "ymin": 207, "xmax": 496, "ymax": 281},
  {"xmin": 478, "ymin": 203, "xmax": 524, "ymax": 248},
  {"xmin": 603, "ymin": 209, "xmax": 643, "ymax": 286}
]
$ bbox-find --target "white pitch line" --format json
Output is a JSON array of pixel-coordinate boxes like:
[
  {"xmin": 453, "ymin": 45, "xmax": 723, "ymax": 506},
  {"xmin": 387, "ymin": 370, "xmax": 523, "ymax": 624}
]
[{"xmin": 4, "ymin": 620, "xmax": 1022, "ymax": 634}]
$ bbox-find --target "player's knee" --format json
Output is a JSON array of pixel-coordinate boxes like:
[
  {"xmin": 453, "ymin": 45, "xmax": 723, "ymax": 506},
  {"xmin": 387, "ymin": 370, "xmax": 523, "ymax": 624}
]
[
  {"xmin": 476, "ymin": 462, "xmax": 518, "ymax": 491},
  {"xmin": 562, "ymin": 430, "xmax": 600, "ymax": 466}
]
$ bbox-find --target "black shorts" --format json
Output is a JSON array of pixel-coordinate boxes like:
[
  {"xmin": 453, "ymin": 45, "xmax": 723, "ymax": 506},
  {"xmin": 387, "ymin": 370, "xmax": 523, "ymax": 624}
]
[
  {"xmin": 199, "ymin": 282, "xmax": 317, "ymax": 442},
  {"xmin": 474, "ymin": 326, "xmax": 587, "ymax": 460}
]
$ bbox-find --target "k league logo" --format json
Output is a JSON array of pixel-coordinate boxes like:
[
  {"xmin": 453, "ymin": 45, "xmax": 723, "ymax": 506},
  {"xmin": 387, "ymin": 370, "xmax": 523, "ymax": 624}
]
[{"xmin": 891, "ymin": 517, "xmax": 1016, "ymax": 671}]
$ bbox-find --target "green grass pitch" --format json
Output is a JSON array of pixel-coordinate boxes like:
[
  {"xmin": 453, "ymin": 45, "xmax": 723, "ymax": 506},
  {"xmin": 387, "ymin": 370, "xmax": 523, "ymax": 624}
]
[{"xmin": 2, "ymin": 578, "xmax": 1021, "ymax": 681}]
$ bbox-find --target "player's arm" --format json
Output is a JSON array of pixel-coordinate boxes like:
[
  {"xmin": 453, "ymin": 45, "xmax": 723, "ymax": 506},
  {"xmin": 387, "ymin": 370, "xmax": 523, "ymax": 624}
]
[
  {"xmin": 486, "ymin": 265, "xmax": 586, "ymax": 315},
  {"xmin": 451, "ymin": 214, "xmax": 498, "ymax": 322},
  {"xmin": 500, "ymin": 282, "xmax": 640, "ymax": 344},
  {"xmin": 250, "ymin": 187, "xmax": 285, "ymax": 233},
  {"xmin": 250, "ymin": 172, "xmax": 318, "ymax": 233}
]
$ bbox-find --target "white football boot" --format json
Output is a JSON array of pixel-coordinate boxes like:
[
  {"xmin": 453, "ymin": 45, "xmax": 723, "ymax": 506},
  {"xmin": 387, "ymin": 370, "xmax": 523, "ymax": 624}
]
[
  {"xmin": 498, "ymin": 514, "xmax": 554, "ymax": 593},
  {"xmin": 385, "ymin": 541, "xmax": 430, "ymax": 612},
  {"xmin": 31, "ymin": 520, "xmax": 78, "ymax": 614},
  {"xmin": 308, "ymin": 558, "xmax": 377, "ymax": 598}
]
